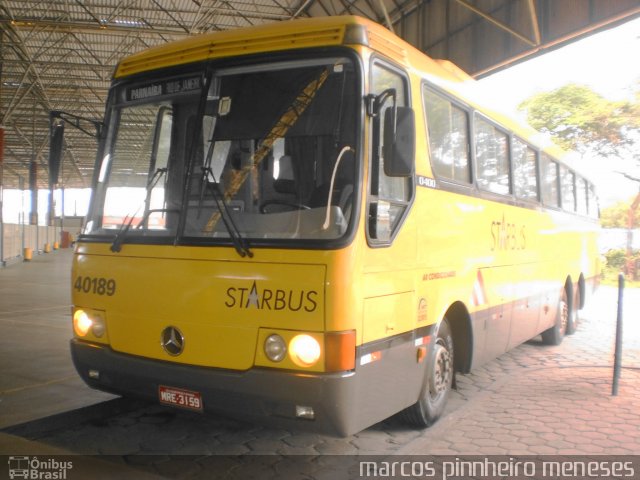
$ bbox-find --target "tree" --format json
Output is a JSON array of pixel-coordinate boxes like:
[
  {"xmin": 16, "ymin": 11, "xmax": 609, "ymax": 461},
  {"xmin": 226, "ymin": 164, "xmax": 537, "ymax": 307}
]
[
  {"xmin": 600, "ymin": 197, "xmax": 640, "ymax": 229},
  {"xmin": 518, "ymin": 83, "xmax": 640, "ymax": 158}
]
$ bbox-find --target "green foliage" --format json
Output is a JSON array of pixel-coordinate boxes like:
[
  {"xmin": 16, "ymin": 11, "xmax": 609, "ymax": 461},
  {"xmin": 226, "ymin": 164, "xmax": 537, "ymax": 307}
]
[
  {"xmin": 602, "ymin": 248, "xmax": 640, "ymax": 287},
  {"xmin": 604, "ymin": 249, "xmax": 628, "ymax": 270},
  {"xmin": 600, "ymin": 197, "xmax": 640, "ymax": 229},
  {"xmin": 518, "ymin": 83, "xmax": 640, "ymax": 157}
]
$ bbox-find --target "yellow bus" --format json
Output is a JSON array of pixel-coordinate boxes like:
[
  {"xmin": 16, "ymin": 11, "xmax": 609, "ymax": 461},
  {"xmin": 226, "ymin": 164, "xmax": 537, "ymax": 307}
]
[{"xmin": 66, "ymin": 15, "xmax": 600, "ymax": 436}]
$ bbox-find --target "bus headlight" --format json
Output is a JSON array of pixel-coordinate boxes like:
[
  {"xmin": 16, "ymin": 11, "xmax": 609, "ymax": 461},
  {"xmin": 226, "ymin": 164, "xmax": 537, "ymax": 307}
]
[
  {"xmin": 289, "ymin": 334, "xmax": 321, "ymax": 367},
  {"xmin": 73, "ymin": 309, "xmax": 93, "ymax": 337},
  {"xmin": 73, "ymin": 308, "xmax": 106, "ymax": 338},
  {"xmin": 264, "ymin": 334, "xmax": 287, "ymax": 362}
]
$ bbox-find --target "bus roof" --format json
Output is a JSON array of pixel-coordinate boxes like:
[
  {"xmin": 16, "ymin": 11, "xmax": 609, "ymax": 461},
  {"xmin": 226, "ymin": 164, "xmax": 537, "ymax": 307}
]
[
  {"xmin": 115, "ymin": 16, "xmax": 375, "ymax": 78},
  {"xmin": 115, "ymin": 15, "xmax": 469, "ymax": 83}
]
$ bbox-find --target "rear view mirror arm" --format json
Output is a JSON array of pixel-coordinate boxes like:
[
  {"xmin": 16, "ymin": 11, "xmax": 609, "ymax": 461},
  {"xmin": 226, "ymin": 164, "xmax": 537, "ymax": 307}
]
[
  {"xmin": 50, "ymin": 110, "xmax": 104, "ymax": 139},
  {"xmin": 365, "ymin": 88, "xmax": 397, "ymax": 118}
]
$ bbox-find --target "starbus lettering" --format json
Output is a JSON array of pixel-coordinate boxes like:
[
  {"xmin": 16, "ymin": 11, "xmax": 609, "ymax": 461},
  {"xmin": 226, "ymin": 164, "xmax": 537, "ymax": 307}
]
[
  {"xmin": 225, "ymin": 281, "xmax": 318, "ymax": 312},
  {"xmin": 491, "ymin": 213, "xmax": 526, "ymax": 251}
]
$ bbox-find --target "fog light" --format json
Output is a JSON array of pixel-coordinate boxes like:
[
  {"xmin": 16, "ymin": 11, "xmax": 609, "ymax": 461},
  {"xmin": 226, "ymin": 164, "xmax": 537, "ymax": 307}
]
[
  {"xmin": 91, "ymin": 315, "xmax": 105, "ymax": 337},
  {"xmin": 73, "ymin": 309, "xmax": 93, "ymax": 337},
  {"xmin": 88, "ymin": 369, "xmax": 100, "ymax": 379},
  {"xmin": 289, "ymin": 334, "xmax": 321, "ymax": 367},
  {"xmin": 264, "ymin": 334, "xmax": 287, "ymax": 362},
  {"xmin": 295, "ymin": 405, "xmax": 315, "ymax": 420}
]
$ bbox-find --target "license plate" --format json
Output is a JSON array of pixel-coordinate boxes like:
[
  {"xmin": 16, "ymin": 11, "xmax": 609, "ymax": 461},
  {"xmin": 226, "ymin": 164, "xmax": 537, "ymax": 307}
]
[{"xmin": 158, "ymin": 385, "xmax": 203, "ymax": 412}]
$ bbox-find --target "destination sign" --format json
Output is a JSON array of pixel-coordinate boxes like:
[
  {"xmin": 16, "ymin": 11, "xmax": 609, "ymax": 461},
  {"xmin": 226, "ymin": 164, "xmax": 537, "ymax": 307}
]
[{"xmin": 126, "ymin": 76, "xmax": 202, "ymax": 102}]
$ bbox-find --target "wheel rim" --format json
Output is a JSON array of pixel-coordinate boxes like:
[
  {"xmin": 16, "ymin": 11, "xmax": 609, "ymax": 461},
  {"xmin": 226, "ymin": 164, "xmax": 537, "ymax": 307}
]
[
  {"xmin": 428, "ymin": 340, "xmax": 452, "ymax": 402},
  {"xmin": 559, "ymin": 298, "xmax": 568, "ymax": 336}
]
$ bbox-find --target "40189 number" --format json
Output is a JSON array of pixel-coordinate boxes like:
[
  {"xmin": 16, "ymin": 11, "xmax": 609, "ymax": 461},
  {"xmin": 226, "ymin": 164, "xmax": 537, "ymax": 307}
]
[{"xmin": 74, "ymin": 276, "xmax": 116, "ymax": 296}]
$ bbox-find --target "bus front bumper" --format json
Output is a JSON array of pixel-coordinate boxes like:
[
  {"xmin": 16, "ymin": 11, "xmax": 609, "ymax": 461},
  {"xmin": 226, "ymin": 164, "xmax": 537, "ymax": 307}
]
[{"xmin": 70, "ymin": 339, "xmax": 363, "ymax": 436}]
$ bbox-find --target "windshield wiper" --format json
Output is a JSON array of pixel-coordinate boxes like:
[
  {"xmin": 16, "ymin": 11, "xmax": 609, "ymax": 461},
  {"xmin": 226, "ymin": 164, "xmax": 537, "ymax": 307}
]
[
  {"xmin": 199, "ymin": 166, "xmax": 253, "ymax": 258},
  {"xmin": 193, "ymin": 79, "xmax": 252, "ymax": 258},
  {"xmin": 110, "ymin": 167, "xmax": 167, "ymax": 252}
]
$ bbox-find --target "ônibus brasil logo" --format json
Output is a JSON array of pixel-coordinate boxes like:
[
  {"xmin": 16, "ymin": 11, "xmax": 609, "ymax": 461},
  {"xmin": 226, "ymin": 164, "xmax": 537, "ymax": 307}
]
[{"xmin": 8, "ymin": 456, "xmax": 73, "ymax": 480}]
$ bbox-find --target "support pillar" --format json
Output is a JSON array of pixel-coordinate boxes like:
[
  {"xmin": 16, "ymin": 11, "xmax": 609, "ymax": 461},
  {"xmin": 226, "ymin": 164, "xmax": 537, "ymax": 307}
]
[
  {"xmin": 0, "ymin": 126, "xmax": 4, "ymax": 265},
  {"xmin": 48, "ymin": 187, "xmax": 55, "ymax": 226},
  {"xmin": 29, "ymin": 160, "xmax": 37, "ymax": 225}
]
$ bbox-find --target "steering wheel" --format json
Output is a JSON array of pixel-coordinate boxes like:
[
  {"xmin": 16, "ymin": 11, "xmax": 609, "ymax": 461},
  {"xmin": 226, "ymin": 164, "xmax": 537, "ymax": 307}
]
[{"xmin": 260, "ymin": 200, "xmax": 310, "ymax": 214}]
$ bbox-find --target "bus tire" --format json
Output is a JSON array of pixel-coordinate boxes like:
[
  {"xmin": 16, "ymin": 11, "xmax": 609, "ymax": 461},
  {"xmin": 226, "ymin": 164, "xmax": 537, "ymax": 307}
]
[
  {"xmin": 541, "ymin": 289, "xmax": 568, "ymax": 345},
  {"xmin": 566, "ymin": 289, "xmax": 580, "ymax": 335},
  {"xmin": 401, "ymin": 318, "xmax": 454, "ymax": 428}
]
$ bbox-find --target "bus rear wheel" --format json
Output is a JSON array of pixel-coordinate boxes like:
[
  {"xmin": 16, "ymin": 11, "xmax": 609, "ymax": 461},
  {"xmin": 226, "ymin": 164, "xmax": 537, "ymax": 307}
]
[
  {"xmin": 541, "ymin": 289, "xmax": 568, "ymax": 345},
  {"xmin": 401, "ymin": 318, "xmax": 454, "ymax": 428},
  {"xmin": 566, "ymin": 289, "xmax": 580, "ymax": 335}
]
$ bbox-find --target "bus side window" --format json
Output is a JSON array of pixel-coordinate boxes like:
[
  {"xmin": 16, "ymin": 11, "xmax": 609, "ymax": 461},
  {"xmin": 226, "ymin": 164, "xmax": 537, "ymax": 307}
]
[
  {"xmin": 587, "ymin": 184, "xmax": 599, "ymax": 218},
  {"xmin": 540, "ymin": 154, "xmax": 559, "ymax": 208},
  {"xmin": 576, "ymin": 177, "xmax": 588, "ymax": 215},
  {"xmin": 512, "ymin": 137, "xmax": 539, "ymax": 201},
  {"xmin": 560, "ymin": 165, "xmax": 576, "ymax": 212},
  {"xmin": 423, "ymin": 87, "xmax": 471, "ymax": 184},
  {"xmin": 368, "ymin": 62, "xmax": 412, "ymax": 244},
  {"xmin": 474, "ymin": 115, "xmax": 510, "ymax": 195}
]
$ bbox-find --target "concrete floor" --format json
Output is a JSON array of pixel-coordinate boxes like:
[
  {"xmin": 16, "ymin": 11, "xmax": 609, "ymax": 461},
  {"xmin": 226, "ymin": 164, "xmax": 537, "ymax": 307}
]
[{"xmin": 0, "ymin": 248, "xmax": 114, "ymax": 428}]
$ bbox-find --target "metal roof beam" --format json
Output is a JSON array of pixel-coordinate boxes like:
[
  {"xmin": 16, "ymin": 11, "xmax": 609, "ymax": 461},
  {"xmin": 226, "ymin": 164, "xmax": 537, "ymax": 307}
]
[
  {"xmin": 376, "ymin": 0, "xmax": 394, "ymax": 32},
  {"xmin": 526, "ymin": 0, "xmax": 541, "ymax": 46},
  {"xmin": 453, "ymin": 0, "xmax": 539, "ymax": 47},
  {"xmin": 292, "ymin": 0, "xmax": 316, "ymax": 18},
  {"xmin": 151, "ymin": 0, "xmax": 190, "ymax": 34},
  {"xmin": 0, "ymin": 7, "xmax": 291, "ymax": 34},
  {"xmin": 1, "ymin": 60, "xmax": 113, "ymax": 76}
]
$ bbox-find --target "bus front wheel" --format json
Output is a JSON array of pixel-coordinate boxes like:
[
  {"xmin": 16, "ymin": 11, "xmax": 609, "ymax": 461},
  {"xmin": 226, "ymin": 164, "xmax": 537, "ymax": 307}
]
[{"xmin": 401, "ymin": 318, "xmax": 454, "ymax": 428}]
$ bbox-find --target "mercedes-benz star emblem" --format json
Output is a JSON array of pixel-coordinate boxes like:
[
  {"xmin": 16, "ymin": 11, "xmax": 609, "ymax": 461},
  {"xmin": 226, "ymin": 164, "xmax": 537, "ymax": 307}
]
[{"xmin": 160, "ymin": 326, "xmax": 184, "ymax": 356}]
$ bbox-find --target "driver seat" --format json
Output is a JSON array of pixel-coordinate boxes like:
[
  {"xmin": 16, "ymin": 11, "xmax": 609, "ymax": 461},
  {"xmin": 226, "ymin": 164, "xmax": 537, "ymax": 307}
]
[{"xmin": 308, "ymin": 180, "xmax": 353, "ymax": 211}]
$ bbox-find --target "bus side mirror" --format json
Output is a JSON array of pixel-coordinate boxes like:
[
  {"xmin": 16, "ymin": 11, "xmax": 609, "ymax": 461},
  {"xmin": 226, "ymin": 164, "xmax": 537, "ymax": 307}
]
[
  {"xmin": 49, "ymin": 116, "xmax": 65, "ymax": 185},
  {"xmin": 48, "ymin": 110, "xmax": 104, "ymax": 184},
  {"xmin": 383, "ymin": 106, "xmax": 415, "ymax": 177}
]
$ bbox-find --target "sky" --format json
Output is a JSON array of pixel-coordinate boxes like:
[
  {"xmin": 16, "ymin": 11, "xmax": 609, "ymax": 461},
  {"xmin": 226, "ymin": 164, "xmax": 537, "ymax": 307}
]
[{"xmin": 477, "ymin": 16, "xmax": 640, "ymax": 207}]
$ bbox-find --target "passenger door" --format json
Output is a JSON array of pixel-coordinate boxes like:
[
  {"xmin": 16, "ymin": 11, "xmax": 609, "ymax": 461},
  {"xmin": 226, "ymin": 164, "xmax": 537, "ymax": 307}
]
[{"xmin": 363, "ymin": 59, "xmax": 416, "ymax": 344}]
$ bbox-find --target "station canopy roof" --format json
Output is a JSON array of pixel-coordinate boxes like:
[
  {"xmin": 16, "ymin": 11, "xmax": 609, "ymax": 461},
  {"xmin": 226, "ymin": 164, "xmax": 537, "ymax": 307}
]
[{"xmin": 1, "ymin": 0, "xmax": 639, "ymax": 189}]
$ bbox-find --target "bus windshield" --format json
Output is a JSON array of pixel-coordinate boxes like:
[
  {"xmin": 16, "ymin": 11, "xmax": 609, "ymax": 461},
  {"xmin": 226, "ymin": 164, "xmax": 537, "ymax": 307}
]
[{"xmin": 86, "ymin": 56, "xmax": 359, "ymax": 247}]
